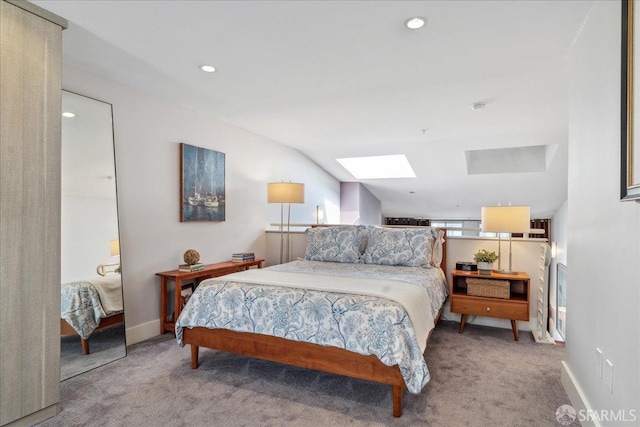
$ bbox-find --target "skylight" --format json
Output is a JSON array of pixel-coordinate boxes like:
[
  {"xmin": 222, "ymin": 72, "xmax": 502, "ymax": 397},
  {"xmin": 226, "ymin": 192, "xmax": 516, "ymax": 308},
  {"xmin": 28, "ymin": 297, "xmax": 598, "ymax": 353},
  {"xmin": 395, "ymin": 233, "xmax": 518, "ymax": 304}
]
[
  {"xmin": 337, "ymin": 155, "xmax": 416, "ymax": 179},
  {"xmin": 465, "ymin": 145, "xmax": 556, "ymax": 175}
]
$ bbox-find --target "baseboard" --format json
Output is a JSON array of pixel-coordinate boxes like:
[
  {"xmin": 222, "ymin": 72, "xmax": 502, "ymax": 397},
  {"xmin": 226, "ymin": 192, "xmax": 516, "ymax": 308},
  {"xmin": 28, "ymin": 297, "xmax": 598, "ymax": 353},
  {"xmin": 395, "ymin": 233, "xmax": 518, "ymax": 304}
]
[
  {"xmin": 561, "ymin": 361, "xmax": 600, "ymax": 427},
  {"xmin": 126, "ymin": 319, "xmax": 161, "ymax": 346}
]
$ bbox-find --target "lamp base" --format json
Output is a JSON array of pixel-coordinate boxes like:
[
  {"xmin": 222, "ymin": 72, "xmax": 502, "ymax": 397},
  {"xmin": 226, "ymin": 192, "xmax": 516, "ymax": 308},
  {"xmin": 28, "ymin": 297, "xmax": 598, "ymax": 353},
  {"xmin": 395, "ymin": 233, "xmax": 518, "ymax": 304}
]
[{"xmin": 493, "ymin": 269, "xmax": 518, "ymax": 275}]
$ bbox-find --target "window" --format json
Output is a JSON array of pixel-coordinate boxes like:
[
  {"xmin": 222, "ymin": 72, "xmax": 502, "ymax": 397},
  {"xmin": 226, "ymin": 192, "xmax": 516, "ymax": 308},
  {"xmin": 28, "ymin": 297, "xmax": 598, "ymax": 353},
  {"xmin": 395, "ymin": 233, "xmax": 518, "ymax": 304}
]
[
  {"xmin": 431, "ymin": 221, "xmax": 463, "ymax": 237},
  {"xmin": 478, "ymin": 224, "xmax": 509, "ymax": 238}
]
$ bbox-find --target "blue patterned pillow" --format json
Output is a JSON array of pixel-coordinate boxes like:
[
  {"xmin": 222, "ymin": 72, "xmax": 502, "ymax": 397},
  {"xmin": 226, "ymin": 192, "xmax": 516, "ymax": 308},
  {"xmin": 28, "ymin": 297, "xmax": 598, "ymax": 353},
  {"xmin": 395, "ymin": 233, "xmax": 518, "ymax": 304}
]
[
  {"xmin": 304, "ymin": 225, "xmax": 367, "ymax": 263},
  {"xmin": 361, "ymin": 227, "xmax": 435, "ymax": 267}
]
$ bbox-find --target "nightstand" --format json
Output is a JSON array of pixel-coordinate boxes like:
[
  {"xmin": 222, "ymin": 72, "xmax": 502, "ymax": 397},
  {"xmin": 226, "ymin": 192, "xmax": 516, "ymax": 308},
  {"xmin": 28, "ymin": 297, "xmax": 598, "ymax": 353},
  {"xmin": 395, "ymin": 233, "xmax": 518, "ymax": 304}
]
[
  {"xmin": 450, "ymin": 269, "xmax": 530, "ymax": 341},
  {"xmin": 156, "ymin": 259, "xmax": 264, "ymax": 334}
]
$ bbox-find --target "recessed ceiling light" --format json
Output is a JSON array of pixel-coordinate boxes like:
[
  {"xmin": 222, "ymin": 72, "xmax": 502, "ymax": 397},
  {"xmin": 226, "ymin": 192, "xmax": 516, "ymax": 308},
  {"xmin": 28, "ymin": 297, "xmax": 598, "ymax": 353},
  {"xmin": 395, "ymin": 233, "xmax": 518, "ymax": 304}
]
[
  {"xmin": 62, "ymin": 112, "xmax": 75, "ymax": 118},
  {"xmin": 337, "ymin": 154, "xmax": 416, "ymax": 179},
  {"xmin": 404, "ymin": 17, "xmax": 426, "ymax": 30},
  {"xmin": 200, "ymin": 65, "xmax": 216, "ymax": 73},
  {"xmin": 471, "ymin": 102, "xmax": 486, "ymax": 110}
]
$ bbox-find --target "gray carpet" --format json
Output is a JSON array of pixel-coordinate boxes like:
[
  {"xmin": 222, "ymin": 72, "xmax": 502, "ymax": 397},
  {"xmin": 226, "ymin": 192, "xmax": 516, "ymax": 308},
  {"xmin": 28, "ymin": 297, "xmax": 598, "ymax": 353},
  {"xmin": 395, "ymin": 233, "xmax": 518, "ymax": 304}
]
[
  {"xmin": 39, "ymin": 321, "xmax": 570, "ymax": 427},
  {"xmin": 61, "ymin": 323, "xmax": 127, "ymax": 381}
]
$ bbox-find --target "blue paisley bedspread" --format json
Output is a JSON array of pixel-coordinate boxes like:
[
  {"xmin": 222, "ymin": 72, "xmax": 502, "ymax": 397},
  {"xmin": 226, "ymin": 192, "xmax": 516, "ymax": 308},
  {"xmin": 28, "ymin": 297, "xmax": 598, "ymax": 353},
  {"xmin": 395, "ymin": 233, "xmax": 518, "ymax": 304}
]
[
  {"xmin": 175, "ymin": 260, "xmax": 448, "ymax": 393},
  {"xmin": 61, "ymin": 282, "xmax": 107, "ymax": 339},
  {"xmin": 61, "ymin": 277, "xmax": 123, "ymax": 339}
]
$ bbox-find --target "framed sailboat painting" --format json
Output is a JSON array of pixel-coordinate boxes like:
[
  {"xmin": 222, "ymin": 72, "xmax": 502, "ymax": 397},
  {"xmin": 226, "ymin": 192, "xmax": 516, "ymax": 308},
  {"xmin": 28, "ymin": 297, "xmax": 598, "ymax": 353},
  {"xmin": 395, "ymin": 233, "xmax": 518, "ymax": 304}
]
[{"xmin": 180, "ymin": 143, "xmax": 226, "ymax": 222}]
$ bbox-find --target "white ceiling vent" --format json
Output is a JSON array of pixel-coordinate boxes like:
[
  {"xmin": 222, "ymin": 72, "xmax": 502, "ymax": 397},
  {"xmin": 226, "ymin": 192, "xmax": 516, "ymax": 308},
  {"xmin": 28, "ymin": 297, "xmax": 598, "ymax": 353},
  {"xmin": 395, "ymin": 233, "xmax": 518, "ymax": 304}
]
[{"xmin": 465, "ymin": 145, "xmax": 558, "ymax": 175}]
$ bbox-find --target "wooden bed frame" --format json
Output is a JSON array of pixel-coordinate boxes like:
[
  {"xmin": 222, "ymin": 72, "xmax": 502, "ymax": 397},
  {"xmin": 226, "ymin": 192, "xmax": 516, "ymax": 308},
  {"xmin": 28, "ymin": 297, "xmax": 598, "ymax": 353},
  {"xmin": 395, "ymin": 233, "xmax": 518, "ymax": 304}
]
[
  {"xmin": 60, "ymin": 312, "xmax": 124, "ymax": 355},
  {"xmin": 183, "ymin": 231, "xmax": 447, "ymax": 418}
]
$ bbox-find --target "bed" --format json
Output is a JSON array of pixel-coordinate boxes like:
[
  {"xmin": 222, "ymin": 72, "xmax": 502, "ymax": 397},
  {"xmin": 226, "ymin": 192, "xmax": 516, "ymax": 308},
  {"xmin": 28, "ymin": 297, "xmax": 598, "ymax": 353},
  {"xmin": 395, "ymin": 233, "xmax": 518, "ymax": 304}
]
[
  {"xmin": 176, "ymin": 225, "xmax": 447, "ymax": 417},
  {"xmin": 60, "ymin": 274, "xmax": 124, "ymax": 355}
]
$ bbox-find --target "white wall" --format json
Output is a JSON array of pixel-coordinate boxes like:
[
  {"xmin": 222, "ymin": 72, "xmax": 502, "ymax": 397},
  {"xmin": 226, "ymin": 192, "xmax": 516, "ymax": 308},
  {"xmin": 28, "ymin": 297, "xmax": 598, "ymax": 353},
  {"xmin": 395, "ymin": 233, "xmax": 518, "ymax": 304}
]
[
  {"xmin": 61, "ymin": 196, "xmax": 119, "ymax": 282},
  {"xmin": 358, "ymin": 184, "xmax": 382, "ymax": 225},
  {"xmin": 340, "ymin": 182, "xmax": 382, "ymax": 225},
  {"xmin": 265, "ymin": 231, "xmax": 308, "ymax": 267},
  {"xmin": 62, "ymin": 65, "xmax": 341, "ymax": 344},
  {"xmin": 340, "ymin": 182, "xmax": 360, "ymax": 224},
  {"xmin": 565, "ymin": 1, "xmax": 640, "ymax": 422}
]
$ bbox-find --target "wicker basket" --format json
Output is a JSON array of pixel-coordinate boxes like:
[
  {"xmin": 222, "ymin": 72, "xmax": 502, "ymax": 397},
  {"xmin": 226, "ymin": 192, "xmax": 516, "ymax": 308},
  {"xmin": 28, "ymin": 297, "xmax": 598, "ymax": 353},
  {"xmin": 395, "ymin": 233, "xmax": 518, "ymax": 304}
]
[{"xmin": 466, "ymin": 277, "xmax": 510, "ymax": 299}]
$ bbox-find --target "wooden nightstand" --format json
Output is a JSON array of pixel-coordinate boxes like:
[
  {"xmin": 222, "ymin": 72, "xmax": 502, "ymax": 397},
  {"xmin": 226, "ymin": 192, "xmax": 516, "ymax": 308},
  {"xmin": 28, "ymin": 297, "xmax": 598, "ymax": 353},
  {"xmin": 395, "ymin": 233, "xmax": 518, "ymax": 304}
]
[
  {"xmin": 156, "ymin": 259, "xmax": 264, "ymax": 334},
  {"xmin": 450, "ymin": 270, "xmax": 530, "ymax": 341}
]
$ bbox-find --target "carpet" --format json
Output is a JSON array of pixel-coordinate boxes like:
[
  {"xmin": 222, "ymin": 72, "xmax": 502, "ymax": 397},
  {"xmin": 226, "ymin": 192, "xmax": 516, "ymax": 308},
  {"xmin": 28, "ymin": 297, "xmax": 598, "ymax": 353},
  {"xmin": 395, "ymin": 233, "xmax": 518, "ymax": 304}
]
[
  {"xmin": 61, "ymin": 323, "xmax": 127, "ymax": 381},
  {"xmin": 39, "ymin": 321, "xmax": 571, "ymax": 426}
]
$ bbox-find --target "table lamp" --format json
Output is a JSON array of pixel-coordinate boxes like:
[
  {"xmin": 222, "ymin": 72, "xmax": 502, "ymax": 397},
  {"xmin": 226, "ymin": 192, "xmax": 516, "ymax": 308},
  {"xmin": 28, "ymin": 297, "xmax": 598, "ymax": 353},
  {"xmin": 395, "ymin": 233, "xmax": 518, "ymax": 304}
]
[{"xmin": 481, "ymin": 205, "xmax": 531, "ymax": 274}]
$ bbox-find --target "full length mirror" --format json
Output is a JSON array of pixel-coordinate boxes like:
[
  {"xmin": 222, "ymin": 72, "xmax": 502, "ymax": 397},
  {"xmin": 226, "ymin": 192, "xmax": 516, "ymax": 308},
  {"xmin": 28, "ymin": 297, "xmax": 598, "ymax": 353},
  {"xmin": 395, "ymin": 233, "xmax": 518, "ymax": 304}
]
[{"xmin": 60, "ymin": 90, "xmax": 126, "ymax": 380}]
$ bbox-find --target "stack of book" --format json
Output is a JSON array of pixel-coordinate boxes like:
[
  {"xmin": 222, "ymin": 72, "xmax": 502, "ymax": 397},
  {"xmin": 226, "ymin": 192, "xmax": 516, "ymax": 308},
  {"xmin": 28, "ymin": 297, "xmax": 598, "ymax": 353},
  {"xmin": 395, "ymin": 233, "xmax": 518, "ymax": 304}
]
[
  {"xmin": 232, "ymin": 252, "xmax": 255, "ymax": 262},
  {"xmin": 179, "ymin": 263, "xmax": 204, "ymax": 272}
]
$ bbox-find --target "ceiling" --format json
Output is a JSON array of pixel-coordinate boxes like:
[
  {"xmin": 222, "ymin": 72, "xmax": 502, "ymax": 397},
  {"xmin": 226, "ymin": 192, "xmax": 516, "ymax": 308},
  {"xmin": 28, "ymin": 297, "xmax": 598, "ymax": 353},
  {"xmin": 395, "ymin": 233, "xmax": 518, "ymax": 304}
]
[{"xmin": 34, "ymin": 0, "xmax": 594, "ymax": 219}]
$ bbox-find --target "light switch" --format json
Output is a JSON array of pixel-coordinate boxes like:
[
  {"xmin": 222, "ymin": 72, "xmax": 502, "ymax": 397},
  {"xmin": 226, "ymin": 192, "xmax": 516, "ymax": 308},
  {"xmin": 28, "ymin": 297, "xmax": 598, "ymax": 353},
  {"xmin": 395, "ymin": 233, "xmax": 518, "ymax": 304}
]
[{"xmin": 603, "ymin": 359, "xmax": 613, "ymax": 393}]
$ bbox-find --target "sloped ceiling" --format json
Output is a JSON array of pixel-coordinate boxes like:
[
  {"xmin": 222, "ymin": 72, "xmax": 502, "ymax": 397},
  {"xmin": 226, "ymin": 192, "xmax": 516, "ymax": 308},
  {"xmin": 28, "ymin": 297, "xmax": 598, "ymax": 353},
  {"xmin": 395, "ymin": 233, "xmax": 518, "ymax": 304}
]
[{"xmin": 34, "ymin": 0, "xmax": 595, "ymax": 219}]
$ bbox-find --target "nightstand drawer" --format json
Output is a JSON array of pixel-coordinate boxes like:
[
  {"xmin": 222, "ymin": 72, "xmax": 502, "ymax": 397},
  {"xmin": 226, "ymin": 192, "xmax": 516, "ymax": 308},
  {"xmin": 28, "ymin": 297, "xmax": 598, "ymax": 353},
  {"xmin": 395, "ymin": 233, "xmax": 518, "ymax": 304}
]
[{"xmin": 451, "ymin": 297, "xmax": 528, "ymax": 321}]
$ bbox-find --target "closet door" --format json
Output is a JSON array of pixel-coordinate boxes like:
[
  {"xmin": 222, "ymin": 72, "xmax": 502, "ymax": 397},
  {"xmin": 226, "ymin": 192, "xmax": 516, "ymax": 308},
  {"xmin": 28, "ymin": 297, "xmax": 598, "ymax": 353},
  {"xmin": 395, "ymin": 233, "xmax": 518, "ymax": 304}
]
[{"xmin": 0, "ymin": 1, "xmax": 66, "ymax": 425}]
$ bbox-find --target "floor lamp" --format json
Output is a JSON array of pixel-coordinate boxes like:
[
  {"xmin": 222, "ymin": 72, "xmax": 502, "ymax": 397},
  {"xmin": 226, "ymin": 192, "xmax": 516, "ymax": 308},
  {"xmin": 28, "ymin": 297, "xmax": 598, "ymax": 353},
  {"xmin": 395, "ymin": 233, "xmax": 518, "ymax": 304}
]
[
  {"xmin": 268, "ymin": 182, "xmax": 305, "ymax": 264},
  {"xmin": 481, "ymin": 205, "xmax": 531, "ymax": 274},
  {"xmin": 97, "ymin": 239, "xmax": 121, "ymax": 276}
]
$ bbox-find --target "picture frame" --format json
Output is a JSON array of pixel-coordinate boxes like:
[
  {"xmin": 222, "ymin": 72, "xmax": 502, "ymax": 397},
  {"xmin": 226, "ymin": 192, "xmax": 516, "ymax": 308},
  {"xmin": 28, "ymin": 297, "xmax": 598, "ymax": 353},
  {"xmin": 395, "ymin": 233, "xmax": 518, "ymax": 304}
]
[
  {"xmin": 180, "ymin": 143, "xmax": 226, "ymax": 221},
  {"xmin": 622, "ymin": 0, "xmax": 640, "ymax": 200},
  {"xmin": 556, "ymin": 263, "xmax": 566, "ymax": 340}
]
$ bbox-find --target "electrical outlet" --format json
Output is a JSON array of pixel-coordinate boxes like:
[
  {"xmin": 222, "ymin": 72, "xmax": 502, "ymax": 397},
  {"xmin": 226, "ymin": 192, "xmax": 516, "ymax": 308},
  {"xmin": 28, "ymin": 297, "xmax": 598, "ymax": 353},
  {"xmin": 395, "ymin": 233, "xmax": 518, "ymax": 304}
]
[
  {"xmin": 603, "ymin": 359, "xmax": 614, "ymax": 393},
  {"xmin": 596, "ymin": 348, "xmax": 603, "ymax": 378}
]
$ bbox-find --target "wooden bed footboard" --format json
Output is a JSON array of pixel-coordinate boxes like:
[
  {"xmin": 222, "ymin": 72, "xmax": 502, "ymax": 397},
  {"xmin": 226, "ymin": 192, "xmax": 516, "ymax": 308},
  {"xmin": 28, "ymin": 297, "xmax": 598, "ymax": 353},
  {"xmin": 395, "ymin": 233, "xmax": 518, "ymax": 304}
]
[
  {"xmin": 183, "ymin": 327, "xmax": 406, "ymax": 417},
  {"xmin": 183, "ymin": 304, "xmax": 445, "ymax": 418},
  {"xmin": 60, "ymin": 312, "xmax": 124, "ymax": 355}
]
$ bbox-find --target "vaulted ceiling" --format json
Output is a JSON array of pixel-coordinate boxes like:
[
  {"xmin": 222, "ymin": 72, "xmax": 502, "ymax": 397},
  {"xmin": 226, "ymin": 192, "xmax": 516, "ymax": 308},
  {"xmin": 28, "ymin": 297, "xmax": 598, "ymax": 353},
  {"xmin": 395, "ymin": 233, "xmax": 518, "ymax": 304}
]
[{"xmin": 34, "ymin": 0, "xmax": 595, "ymax": 219}]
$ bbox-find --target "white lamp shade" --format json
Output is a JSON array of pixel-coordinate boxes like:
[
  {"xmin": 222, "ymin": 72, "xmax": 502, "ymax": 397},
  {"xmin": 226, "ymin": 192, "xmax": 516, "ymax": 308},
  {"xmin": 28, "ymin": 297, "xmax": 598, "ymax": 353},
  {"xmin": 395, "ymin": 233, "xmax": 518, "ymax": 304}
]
[
  {"xmin": 267, "ymin": 182, "xmax": 305, "ymax": 204},
  {"xmin": 110, "ymin": 239, "xmax": 120, "ymax": 256},
  {"xmin": 481, "ymin": 206, "xmax": 531, "ymax": 233}
]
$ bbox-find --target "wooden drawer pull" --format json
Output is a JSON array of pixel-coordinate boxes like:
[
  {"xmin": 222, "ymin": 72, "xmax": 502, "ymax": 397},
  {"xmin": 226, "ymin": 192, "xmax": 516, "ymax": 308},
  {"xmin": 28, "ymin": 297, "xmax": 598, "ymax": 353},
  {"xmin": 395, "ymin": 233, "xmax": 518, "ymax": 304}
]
[{"xmin": 486, "ymin": 307, "xmax": 491, "ymax": 312}]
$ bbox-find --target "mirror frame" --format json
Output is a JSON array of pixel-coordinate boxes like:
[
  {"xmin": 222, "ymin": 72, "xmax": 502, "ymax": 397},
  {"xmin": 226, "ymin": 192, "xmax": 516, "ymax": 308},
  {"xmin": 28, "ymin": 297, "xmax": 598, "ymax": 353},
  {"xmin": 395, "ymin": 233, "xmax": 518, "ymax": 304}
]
[{"xmin": 60, "ymin": 90, "xmax": 126, "ymax": 380}]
